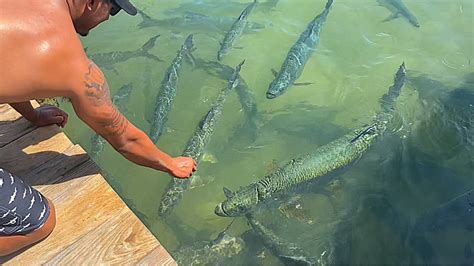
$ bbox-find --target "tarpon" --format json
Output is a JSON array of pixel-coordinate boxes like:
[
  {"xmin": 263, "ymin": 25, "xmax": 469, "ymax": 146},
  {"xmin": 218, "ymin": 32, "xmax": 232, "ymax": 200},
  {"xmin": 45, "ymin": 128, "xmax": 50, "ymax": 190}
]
[
  {"xmin": 90, "ymin": 83, "xmax": 133, "ymax": 160},
  {"xmin": 215, "ymin": 63, "xmax": 407, "ymax": 217},
  {"xmin": 217, "ymin": 0, "xmax": 258, "ymax": 61},
  {"xmin": 378, "ymin": 0, "xmax": 420, "ymax": 27},
  {"xmin": 246, "ymin": 214, "xmax": 316, "ymax": 265},
  {"xmin": 266, "ymin": 0, "xmax": 333, "ymax": 99},
  {"xmin": 173, "ymin": 221, "xmax": 245, "ymax": 265},
  {"xmin": 195, "ymin": 58, "xmax": 260, "ymax": 141},
  {"xmin": 149, "ymin": 34, "xmax": 195, "ymax": 143},
  {"xmin": 164, "ymin": 0, "xmax": 278, "ymax": 17},
  {"xmin": 88, "ymin": 35, "xmax": 162, "ymax": 72},
  {"xmin": 137, "ymin": 9, "xmax": 264, "ymax": 34},
  {"xmin": 158, "ymin": 60, "xmax": 245, "ymax": 216}
]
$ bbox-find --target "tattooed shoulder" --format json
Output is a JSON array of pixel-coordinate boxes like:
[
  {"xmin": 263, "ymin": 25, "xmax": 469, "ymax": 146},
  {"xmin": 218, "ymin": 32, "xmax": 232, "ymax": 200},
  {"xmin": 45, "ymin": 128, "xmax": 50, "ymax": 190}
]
[{"xmin": 84, "ymin": 61, "xmax": 111, "ymax": 106}]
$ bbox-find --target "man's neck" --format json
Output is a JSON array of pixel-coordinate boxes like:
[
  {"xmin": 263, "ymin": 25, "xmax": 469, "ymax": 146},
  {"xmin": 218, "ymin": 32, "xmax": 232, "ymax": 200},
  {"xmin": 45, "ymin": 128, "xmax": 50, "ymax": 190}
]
[{"xmin": 65, "ymin": 0, "xmax": 79, "ymax": 21}]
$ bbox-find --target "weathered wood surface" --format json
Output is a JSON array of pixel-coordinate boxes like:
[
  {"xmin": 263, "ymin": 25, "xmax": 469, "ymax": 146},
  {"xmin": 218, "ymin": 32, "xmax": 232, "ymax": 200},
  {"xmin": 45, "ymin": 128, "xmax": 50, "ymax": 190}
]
[{"xmin": 0, "ymin": 104, "xmax": 176, "ymax": 265}]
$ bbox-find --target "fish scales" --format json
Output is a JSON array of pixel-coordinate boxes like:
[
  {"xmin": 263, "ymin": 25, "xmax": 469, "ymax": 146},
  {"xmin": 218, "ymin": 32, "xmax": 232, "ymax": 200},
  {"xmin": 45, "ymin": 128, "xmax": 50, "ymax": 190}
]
[
  {"xmin": 158, "ymin": 60, "xmax": 245, "ymax": 216},
  {"xmin": 216, "ymin": 63, "xmax": 406, "ymax": 217}
]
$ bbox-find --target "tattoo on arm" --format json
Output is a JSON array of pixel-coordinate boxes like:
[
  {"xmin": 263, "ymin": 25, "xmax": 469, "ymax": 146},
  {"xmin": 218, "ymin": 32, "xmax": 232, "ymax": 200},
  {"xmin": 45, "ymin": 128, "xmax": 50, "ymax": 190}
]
[
  {"xmin": 99, "ymin": 107, "xmax": 130, "ymax": 137},
  {"xmin": 84, "ymin": 61, "xmax": 110, "ymax": 106},
  {"xmin": 83, "ymin": 61, "xmax": 129, "ymax": 137}
]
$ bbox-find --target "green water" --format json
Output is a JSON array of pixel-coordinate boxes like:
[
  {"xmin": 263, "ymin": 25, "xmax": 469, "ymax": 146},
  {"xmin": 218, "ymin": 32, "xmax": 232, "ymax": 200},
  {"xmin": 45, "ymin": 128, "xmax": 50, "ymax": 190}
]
[{"xmin": 62, "ymin": 0, "xmax": 472, "ymax": 264}]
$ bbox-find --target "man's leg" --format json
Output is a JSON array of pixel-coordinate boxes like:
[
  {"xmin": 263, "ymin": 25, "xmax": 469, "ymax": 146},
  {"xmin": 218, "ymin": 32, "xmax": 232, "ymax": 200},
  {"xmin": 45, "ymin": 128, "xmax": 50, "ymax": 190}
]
[{"xmin": 0, "ymin": 168, "xmax": 56, "ymax": 256}]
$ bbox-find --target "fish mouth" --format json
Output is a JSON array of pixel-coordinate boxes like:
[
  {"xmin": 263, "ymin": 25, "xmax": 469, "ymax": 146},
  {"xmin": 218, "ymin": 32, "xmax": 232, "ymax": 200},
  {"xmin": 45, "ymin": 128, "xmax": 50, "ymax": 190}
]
[
  {"xmin": 214, "ymin": 203, "xmax": 228, "ymax": 217},
  {"xmin": 266, "ymin": 92, "xmax": 277, "ymax": 99}
]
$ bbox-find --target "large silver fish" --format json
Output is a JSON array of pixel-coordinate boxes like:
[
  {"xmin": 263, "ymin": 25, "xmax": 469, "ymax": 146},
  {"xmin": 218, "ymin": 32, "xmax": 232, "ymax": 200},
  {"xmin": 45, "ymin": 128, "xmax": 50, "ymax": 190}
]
[
  {"xmin": 158, "ymin": 60, "xmax": 245, "ymax": 217},
  {"xmin": 217, "ymin": 0, "xmax": 258, "ymax": 61},
  {"xmin": 266, "ymin": 0, "xmax": 333, "ymax": 99},
  {"xmin": 378, "ymin": 0, "xmax": 420, "ymax": 27},
  {"xmin": 173, "ymin": 221, "xmax": 245, "ymax": 265},
  {"xmin": 195, "ymin": 58, "xmax": 260, "ymax": 141},
  {"xmin": 246, "ymin": 214, "xmax": 316, "ymax": 265},
  {"xmin": 90, "ymin": 83, "xmax": 133, "ymax": 160},
  {"xmin": 149, "ymin": 34, "xmax": 195, "ymax": 143},
  {"xmin": 88, "ymin": 35, "xmax": 162, "ymax": 72},
  {"xmin": 137, "ymin": 9, "xmax": 264, "ymax": 34},
  {"xmin": 215, "ymin": 63, "xmax": 407, "ymax": 217}
]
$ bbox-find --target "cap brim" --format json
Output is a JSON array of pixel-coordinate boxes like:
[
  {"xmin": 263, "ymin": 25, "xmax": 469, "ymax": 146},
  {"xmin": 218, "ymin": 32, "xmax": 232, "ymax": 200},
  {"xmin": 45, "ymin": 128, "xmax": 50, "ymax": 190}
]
[{"xmin": 115, "ymin": 0, "xmax": 137, "ymax": 16}]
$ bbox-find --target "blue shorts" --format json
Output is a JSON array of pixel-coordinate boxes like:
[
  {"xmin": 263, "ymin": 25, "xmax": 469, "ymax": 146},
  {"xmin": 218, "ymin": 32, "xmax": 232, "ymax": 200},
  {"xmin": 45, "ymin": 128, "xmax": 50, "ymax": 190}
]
[{"xmin": 0, "ymin": 168, "xmax": 50, "ymax": 236}]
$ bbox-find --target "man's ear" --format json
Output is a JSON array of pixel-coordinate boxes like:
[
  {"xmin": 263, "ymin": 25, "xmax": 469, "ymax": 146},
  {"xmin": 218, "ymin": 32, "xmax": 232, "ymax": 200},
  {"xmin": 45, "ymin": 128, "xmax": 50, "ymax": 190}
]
[{"xmin": 85, "ymin": 0, "xmax": 97, "ymax": 12}]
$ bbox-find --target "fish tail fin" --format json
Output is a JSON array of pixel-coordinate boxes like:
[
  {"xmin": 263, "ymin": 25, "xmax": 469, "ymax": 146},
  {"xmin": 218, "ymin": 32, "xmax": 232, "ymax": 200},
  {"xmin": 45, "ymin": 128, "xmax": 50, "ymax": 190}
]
[
  {"xmin": 137, "ymin": 9, "xmax": 153, "ymax": 28},
  {"xmin": 140, "ymin": 35, "xmax": 163, "ymax": 62},
  {"xmin": 183, "ymin": 34, "xmax": 195, "ymax": 66},
  {"xmin": 141, "ymin": 34, "xmax": 160, "ymax": 52},
  {"xmin": 325, "ymin": 0, "xmax": 334, "ymax": 9}
]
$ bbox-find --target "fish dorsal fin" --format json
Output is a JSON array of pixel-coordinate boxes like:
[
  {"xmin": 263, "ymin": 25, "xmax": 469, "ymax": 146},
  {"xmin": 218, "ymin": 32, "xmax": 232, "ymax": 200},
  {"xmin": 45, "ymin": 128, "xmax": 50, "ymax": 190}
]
[
  {"xmin": 223, "ymin": 187, "xmax": 234, "ymax": 198},
  {"xmin": 271, "ymin": 68, "xmax": 278, "ymax": 77},
  {"xmin": 293, "ymin": 82, "xmax": 314, "ymax": 86}
]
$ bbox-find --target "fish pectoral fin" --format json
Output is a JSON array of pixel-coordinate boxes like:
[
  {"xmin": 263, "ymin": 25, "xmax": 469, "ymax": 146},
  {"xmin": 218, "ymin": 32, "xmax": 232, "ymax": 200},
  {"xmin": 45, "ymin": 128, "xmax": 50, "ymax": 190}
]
[
  {"xmin": 189, "ymin": 175, "xmax": 215, "ymax": 189},
  {"xmin": 185, "ymin": 52, "xmax": 196, "ymax": 67},
  {"xmin": 223, "ymin": 187, "xmax": 234, "ymax": 198},
  {"xmin": 271, "ymin": 68, "xmax": 278, "ymax": 77},
  {"xmin": 201, "ymin": 152, "xmax": 218, "ymax": 164},
  {"xmin": 293, "ymin": 82, "xmax": 314, "ymax": 86},
  {"xmin": 382, "ymin": 12, "xmax": 401, "ymax": 22},
  {"xmin": 279, "ymin": 255, "xmax": 315, "ymax": 265}
]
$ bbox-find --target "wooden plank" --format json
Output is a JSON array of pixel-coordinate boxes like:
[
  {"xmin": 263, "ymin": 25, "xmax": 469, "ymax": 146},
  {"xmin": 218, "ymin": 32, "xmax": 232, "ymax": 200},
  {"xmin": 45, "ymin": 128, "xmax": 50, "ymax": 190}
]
[
  {"xmin": 0, "ymin": 104, "xmax": 36, "ymax": 147},
  {"xmin": 36, "ymin": 159, "xmax": 101, "ymax": 202},
  {"xmin": 46, "ymin": 208, "xmax": 162, "ymax": 265},
  {"xmin": 0, "ymin": 125, "xmax": 73, "ymax": 176},
  {"xmin": 4, "ymin": 174, "xmax": 124, "ymax": 265},
  {"xmin": 22, "ymin": 145, "xmax": 90, "ymax": 186},
  {"xmin": 137, "ymin": 247, "xmax": 177, "ymax": 266},
  {"xmin": 0, "ymin": 103, "xmax": 175, "ymax": 265}
]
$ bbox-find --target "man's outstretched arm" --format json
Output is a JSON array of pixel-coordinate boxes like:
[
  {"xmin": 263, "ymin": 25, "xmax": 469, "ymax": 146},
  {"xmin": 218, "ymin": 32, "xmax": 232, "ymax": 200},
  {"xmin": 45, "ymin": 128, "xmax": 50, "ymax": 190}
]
[{"xmin": 69, "ymin": 60, "xmax": 195, "ymax": 178}]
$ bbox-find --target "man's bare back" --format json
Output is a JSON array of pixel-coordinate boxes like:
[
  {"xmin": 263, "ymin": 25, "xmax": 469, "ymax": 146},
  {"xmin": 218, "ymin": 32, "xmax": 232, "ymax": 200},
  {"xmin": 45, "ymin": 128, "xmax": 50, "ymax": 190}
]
[
  {"xmin": 0, "ymin": 0, "xmax": 196, "ymax": 256},
  {"xmin": 0, "ymin": 0, "xmax": 196, "ymax": 178}
]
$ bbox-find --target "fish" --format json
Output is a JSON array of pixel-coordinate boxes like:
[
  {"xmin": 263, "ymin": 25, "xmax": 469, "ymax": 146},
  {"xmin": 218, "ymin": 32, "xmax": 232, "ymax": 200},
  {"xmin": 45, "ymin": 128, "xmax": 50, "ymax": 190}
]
[
  {"xmin": 246, "ymin": 213, "xmax": 316, "ymax": 265},
  {"xmin": 149, "ymin": 34, "xmax": 195, "ymax": 143},
  {"xmin": 215, "ymin": 63, "xmax": 406, "ymax": 217},
  {"xmin": 158, "ymin": 60, "xmax": 245, "ymax": 217},
  {"xmin": 194, "ymin": 58, "xmax": 260, "ymax": 141},
  {"xmin": 88, "ymin": 35, "xmax": 162, "ymax": 73},
  {"xmin": 408, "ymin": 189, "xmax": 474, "ymax": 264},
  {"xmin": 173, "ymin": 220, "xmax": 245, "ymax": 265},
  {"xmin": 90, "ymin": 83, "xmax": 134, "ymax": 160},
  {"xmin": 137, "ymin": 9, "xmax": 264, "ymax": 34},
  {"xmin": 217, "ymin": 0, "xmax": 258, "ymax": 61},
  {"xmin": 260, "ymin": 0, "xmax": 280, "ymax": 12},
  {"xmin": 409, "ymin": 72, "xmax": 474, "ymax": 162},
  {"xmin": 266, "ymin": 0, "xmax": 334, "ymax": 99},
  {"xmin": 378, "ymin": 0, "xmax": 420, "ymax": 27},
  {"xmin": 163, "ymin": 0, "xmax": 278, "ymax": 17}
]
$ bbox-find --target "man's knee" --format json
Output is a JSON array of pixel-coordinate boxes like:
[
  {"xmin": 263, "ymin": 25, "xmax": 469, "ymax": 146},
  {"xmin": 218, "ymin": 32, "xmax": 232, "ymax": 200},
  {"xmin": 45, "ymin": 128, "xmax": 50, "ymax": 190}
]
[
  {"xmin": 0, "ymin": 198, "xmax": 56, "ymax": 257},
  {"xmin": 36, "ymin": 198, "xmax": 56, "ymax": 238}
]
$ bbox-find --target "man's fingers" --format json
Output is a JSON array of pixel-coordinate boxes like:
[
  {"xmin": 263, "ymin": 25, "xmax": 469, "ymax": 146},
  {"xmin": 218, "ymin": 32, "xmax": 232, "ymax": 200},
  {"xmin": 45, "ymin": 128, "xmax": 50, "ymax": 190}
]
[
  {"xmin": 50, "ymin": 116, "xmax": 65, "ymax": 125},
  {"xmin": 60, "ymin": 114, "xmax": 68, "ymax": 127}
]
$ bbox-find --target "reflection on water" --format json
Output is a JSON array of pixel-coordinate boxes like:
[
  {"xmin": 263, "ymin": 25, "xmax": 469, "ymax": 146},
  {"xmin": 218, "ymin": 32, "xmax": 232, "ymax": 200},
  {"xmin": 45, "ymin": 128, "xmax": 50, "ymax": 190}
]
[{"xmin": 59, "ymin": 0, "xmax": 474, "ymax": 264}]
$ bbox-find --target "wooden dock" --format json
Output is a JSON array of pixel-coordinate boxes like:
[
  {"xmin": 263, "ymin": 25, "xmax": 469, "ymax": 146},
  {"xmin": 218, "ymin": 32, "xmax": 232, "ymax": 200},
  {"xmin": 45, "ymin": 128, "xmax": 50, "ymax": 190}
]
[{"xmin": 0, "ymin": 103, "xmax": 176, "ymax": 265}]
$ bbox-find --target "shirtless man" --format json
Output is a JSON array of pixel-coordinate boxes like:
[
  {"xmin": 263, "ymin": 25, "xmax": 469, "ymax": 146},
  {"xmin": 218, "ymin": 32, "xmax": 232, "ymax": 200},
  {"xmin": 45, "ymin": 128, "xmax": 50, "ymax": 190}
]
[{"xmin": 0, "ymin": 0, "xmax": 196, "ymax": 256}]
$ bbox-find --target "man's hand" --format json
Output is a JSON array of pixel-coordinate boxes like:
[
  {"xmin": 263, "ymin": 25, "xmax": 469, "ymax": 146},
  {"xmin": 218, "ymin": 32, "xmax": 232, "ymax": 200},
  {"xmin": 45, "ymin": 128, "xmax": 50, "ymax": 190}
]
[
  {"xmin": 167, "ymin": 157, "xmax": 197, "ymax": 179},
  {"xmin": 32, "ymin": 105, "xmax": 69, "ymax": 128}
]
